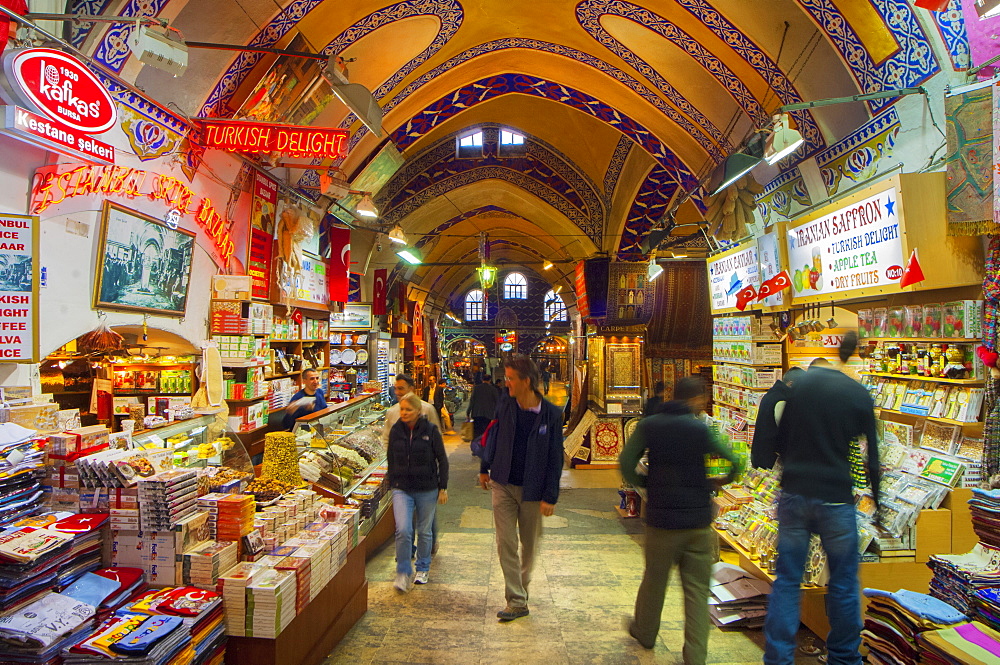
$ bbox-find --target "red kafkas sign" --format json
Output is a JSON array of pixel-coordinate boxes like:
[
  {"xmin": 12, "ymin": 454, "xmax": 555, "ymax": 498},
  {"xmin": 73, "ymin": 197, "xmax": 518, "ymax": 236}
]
[
  {"xmin": 3, "ymin": 48, "xmax": 118, "ymax": 133},
  {"xmin": 198, "ymin": 119, "xmax": 349, "ymax": 159}
]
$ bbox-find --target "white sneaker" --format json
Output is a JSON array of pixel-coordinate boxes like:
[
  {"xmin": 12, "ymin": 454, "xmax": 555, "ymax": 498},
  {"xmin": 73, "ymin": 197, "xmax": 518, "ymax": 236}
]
[
  {"xmin": 414, "ymin": 571, "xmax": 429, "ymax": 585},
  {"xmin": 394, "ymin": 572, "xmax": 412, "ymax": 593}
]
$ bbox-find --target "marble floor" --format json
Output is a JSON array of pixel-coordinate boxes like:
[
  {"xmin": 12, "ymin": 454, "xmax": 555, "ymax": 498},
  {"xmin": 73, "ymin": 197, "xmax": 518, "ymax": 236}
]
[{"xmin": 324, "ymin": 421, "xmax": 823, "ymax": 665}]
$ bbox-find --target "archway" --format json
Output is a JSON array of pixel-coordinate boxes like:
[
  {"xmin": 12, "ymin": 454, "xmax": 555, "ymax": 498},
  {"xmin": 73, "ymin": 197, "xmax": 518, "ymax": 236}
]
[
  {"xmin": 531, "ymin": 335, "xmax": 569, "ymax": 395},
  {"xmin": 445, "ymin": 337, "xmax": 489, "ymax": 382}
]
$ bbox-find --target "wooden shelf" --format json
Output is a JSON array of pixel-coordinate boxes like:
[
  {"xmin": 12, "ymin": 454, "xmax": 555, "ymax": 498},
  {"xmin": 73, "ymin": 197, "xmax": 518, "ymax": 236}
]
[
  {"xmin": 267, "ymin": 371, "xmax": 301, "ymax": 379},
  {"xmin": 713, "ymin": 379, "xmax": 771, "ymax": 391},
  {"xmin": 233, "ymin": 423, "xmax": 270, "ymax": 436},
  {"xmin": 714, "ymin": 398, "xmax": 751, "ymax": 411},
  {"xmin": 225, "ymin": 395, "xmax": 268, "ymax": 402},
  {"xmin": 877, "ymin": 408, "xmax": 982, "ymax": 427},
  {"xmin": 860, "ymin": 372, "xmax": 984, "ymax": 385},
  {"xmin": 713, "ymin": 360, "xmax": 783, "ymax": 367},
  {"xmin": 713, "ymin": 337, "xmax": 783, "ymax": 343},
  {"xmin": 270, "ymin": 339, "xmax": 328, "ymax": 344}
]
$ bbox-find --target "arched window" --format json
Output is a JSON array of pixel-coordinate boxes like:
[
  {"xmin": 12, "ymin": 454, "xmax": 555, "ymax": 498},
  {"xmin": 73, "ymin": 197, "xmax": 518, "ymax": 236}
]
[
  {"xmin": 543, "ymin": 289, "xmax": 567, "ymax": 322},
  {"xmin": 503, "ymin": 272, "xmax": 527, "ymax": 299},
  {"xmin": 465, "ymin": 289, "xmax": 485, "ymax": 321}
]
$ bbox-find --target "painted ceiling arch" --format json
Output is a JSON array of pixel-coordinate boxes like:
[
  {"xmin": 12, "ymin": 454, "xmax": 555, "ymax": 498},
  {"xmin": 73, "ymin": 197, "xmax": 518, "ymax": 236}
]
[{"xmin": 62, "ymin": 0, "xmax": 963, "ymax": 315}]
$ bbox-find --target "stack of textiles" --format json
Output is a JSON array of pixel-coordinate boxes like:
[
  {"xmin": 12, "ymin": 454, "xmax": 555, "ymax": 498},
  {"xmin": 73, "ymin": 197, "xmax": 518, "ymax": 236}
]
[
  {"xmin": 917, "ymin": 621, "xmax": 1000, "ymax": 664},
  {"xmin": 0, "ymin": 424, "xmax": 46, "ymax": 528},
  {"xmin": 862, "ymin": 588, "xmax": 966, "ymax": 664},
  {"xmin": 928, "ymin": 544, "xmax": 1000, "ymax": 615},
  {"xmin": 112, "ymin": 586, "xmax": 226, "ymax": 665},
  {"xmin": 969, "ymin": 489, "xmax": 1000, "ymax": 548}
]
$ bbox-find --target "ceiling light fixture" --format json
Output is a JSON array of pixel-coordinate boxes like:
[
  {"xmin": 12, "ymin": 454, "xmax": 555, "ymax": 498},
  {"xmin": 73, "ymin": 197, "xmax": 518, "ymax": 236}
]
[
  {"xmin": 387, "ymin": 225, "xmax": 408, "ymax": 245},
  {"xmin": 647, "ymin": 259, "xmax": 664, "ymax": 282},
  {"xmin": 477, "ymin": 265, "xmax": 497, "ymax": 289},
  {"xmin": 977, "ymin": 0, "xmax": 1000, "ymax": 17},
  {"xmin": 355, "ymin": 193, "xmax": 379, "ymax": 218},
  {"xmin": 764, "ymin": 113, "xmax": 804, "ymax": 165},
  {"xmin": 396, "ymin": 246, "xmax": 422, "ymax": 265},
  {"xmin": 708, "ymin": 152, "xmax": 762, "ymax": 196},
  {"xmin": 128, "ymin": 21, "xmax": 188, "ymax": 76},
  {"xmin": 542, "ymin": 261, "xmax": 554, "ymax": 271}
]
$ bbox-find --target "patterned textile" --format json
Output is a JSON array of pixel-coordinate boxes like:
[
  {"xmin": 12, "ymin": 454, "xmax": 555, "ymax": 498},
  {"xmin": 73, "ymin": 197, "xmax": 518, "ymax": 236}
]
[
  {"xmin": 590, "ymin": 418, "xmax": 625, "ymax": 462},
  {"xmin": 645, "ymin": 261, "xmax": 712, "ymax": 357},
  {"xmin": 945, "ymin": 86, "xmax": 997, "ymax": 235},
  {"xmin": 985, "ymin": 377, "xmax": 1000, "ymax": 480}
]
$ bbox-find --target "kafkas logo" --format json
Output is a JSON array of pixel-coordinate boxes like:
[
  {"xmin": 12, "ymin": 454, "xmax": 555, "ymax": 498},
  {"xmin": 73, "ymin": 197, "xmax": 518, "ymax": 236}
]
[{"xmin": 4, "ymin": 48, "xmax": 117, "ymax": 134}]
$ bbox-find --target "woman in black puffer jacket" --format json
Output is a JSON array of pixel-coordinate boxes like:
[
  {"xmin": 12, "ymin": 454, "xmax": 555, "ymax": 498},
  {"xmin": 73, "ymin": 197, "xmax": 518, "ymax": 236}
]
[{"xmin": 387, "ymin": 392, "xmax": 449, "ymax": 593}]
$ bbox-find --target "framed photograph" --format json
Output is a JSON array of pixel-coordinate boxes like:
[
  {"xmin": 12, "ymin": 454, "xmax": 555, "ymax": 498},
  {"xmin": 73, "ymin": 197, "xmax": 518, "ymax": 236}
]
[
  {"xmin": 330, "ymin": 303, "xmax": 372, "ymax": 330},
  {"xmin": 94, "ymin": 201, "xmax": 196, "ymax": 316}
]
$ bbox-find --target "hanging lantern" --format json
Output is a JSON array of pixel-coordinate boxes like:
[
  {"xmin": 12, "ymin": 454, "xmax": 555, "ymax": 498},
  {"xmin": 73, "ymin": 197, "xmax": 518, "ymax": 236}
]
[{"xmin": 477, "ymin": 265, "xmax": 497, "ymax": 288}]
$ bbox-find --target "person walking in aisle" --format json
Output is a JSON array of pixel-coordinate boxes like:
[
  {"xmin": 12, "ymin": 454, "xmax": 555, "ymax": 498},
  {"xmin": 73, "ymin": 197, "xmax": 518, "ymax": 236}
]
[
  {"xmin": 387, "ymin": 393, "xmax": 449, "ymax": 592},
  {"xmin": 754, "ymin": 332, "xmax": 879, "ymax": 665},
  {"xmin": 435, "ymin": 378, "xmax": 454, "ymax": 433},
  {"xmin": 619, "ymin": 377, "xmax": 739, "ymax": 659},
  {"xmin": 382, "ymin": 374, "xmax": 441, "ymax": 445},
  {"xmin": 750, "ymin": 367, "xmax": 804, "ymax": 463},
  {"xmin": 540, "ymin": 365, "xmax": 552, "ymax": 395},
  {"xmin": 467, "ymin": 375, "xmax": 500, "ymax": 441},
  {"xmin": 643, "ymin": 381, "xmax": 666, "ymax": 417},
  {"xmin": 479, "ymin": 355, "xmax": 564, "ymax": 622}
]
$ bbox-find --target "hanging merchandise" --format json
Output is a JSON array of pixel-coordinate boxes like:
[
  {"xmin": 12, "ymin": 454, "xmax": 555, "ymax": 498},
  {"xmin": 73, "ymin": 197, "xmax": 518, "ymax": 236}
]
[{"xmin": 945, "ymin": 84, "xmax": 998, "ymax": 236}]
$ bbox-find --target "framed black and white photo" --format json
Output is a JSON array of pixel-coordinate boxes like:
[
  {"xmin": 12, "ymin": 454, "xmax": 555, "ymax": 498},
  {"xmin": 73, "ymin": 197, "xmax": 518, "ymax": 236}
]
[{"xmin": 94, "ymin": 201, "xmax": 196, "ymax": 317}]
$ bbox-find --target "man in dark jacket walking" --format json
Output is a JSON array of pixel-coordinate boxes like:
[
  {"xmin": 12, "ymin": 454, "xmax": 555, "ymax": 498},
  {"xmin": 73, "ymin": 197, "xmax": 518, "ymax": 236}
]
[
  {"xmin": 479, "ymin": 355, "xmax": 564, "ymax": 622},
  {"xmin": 755, "ymin": 332, "xmax": 879, "ymax": 665},
  {"xmin": 619, "ymin": 377, "xmax": 738, "ymax": 660},
  {"xmin": 750, "ymin": 367, "xmax": 804, "ymax": 466},
  {"xmin": 467, "ymin": 376, "xmax": 500, "ymax": 440}
]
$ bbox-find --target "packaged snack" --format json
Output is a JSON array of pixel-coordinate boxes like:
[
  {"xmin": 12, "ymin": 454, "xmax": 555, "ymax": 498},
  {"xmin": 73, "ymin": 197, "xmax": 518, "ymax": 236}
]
[
  {"xmin": 904, "ymin": 305, "xmax": 923, "ymax": 338},
  {"xmin": 887, "ymin": 307, "xmax": 905, "ymax": 338},
  {"xmin": 858, "ymin": 309, "xmax": 874, "ymax": 338},
  {"xmin": 873, "ymin": 308, "xmax": 888, "ymax": 338},
  {"xmin": 922, "ymin": 304, "xmax": 943, "ymax": 338}
]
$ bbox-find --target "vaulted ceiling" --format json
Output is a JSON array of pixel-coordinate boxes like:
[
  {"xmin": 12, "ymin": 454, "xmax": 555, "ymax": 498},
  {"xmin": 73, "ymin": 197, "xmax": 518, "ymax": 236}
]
[{"xmin": 71, "ymin": 0, "xmax": 949, "ymax": 309}]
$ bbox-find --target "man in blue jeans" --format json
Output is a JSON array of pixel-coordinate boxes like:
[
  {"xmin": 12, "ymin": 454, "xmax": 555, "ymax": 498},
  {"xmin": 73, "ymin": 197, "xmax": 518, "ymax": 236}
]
[{"xmin": 752, "ymin": 331, "xmax": 880, "ymax": 665}]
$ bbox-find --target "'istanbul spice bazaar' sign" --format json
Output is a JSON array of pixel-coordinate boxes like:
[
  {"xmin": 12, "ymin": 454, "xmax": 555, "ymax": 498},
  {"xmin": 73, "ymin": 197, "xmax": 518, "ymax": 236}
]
[
  {"xmin": 30, "ymin": 164, "xmax": 235, "ymax": 263},
  {"xmin": 0, "ymin": 214, "xmax": 38, "ymax": 362},
  {"xmin": 786, "ymin": 187, "xmax": 902, "ymax": 299},
  {"xmin": 198, "ymin": 119, "xmax": 349, "ymax": 160}
]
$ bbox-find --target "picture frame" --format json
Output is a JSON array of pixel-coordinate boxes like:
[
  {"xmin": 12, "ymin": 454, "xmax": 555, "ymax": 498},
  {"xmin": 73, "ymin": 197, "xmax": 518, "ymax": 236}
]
[
  {"xmin": 94, "ymin": 201, "xmax": 196, "ymax": 317},
  {"xmin": 330, "ymin": 303, "xmax": 372, "ymax": 329}
]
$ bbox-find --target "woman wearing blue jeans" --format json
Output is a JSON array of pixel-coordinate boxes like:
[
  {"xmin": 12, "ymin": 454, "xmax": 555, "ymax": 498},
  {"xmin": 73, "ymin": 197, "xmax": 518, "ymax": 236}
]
[{"xmin": 386, "ymin": 392, "xmax": 449, "ymax": 592}]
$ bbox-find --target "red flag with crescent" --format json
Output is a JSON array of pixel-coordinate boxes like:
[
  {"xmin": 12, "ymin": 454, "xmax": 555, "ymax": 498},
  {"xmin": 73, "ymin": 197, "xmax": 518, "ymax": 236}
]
[
  {"xmin": 373, "ymin": 268, "xmax": 387, "ymax": 316},
  {"xmin": 756, "ymin": 270, "xmax": 791, "ymax": 301},
  {"xmin": 735, "ymin": 284, "xmax": 758, "ymax": 311},
  {"xmin": 327, "ymin": 227, "xmax": 350, "ymax": 303},
  {"xmin": 899, "ymin": 249, "xmax": 925, "ymax": 289}
]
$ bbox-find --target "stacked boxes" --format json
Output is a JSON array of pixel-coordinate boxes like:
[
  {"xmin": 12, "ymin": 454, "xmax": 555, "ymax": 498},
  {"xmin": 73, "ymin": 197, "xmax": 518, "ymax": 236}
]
[
  {"xmin": 182, "ymin": 540, "xmax": 238, "ymax": 589},
  {"xmin": 198, "ymin": 493, "xmax": 254, "ymax": 541},
  {"xmin": 245, "ymin": 569, "xmax": 297, "ymax": 638},
  {"xmin": 219, "ymin": 563, "xmax": 259, "ymax": 637},
  {"xmin": 216, "ymin": 335, "xmax": 269, "ymax": 363},
  {"xmin": 274, "ymin": 557, "xmax": 311, "ymax": 614},
  {"xmin": 138, "ymin": 470, "xmax": 198, "ymax": 531}
]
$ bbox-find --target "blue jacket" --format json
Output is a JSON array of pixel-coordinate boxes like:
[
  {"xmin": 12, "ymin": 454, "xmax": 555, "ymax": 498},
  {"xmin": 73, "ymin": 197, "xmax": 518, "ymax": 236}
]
[{"xmin": 480, "ymin": 393, "xmax": 563, "ymax": 504}]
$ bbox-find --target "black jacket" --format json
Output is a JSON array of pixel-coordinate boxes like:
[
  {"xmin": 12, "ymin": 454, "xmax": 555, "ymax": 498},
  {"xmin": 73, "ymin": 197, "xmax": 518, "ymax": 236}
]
[
  {"xmin": 620, "ymin": 401, "xmax": 736, "ymax": 530},
  {"xmin": 480, "ymin": 393, "xmax": 563, "ymax": 504},
  {"xmin": 750, "ymin": 380, "xmax": 790, "ymax": 468},
  {"xmin": 467, "ymin": 382, "xmax": 499, "ymax": 420},
  {"xmin": 760, "ymin": 367, "xmax": 880, "ymax": 505},
  {"xmin": 386, "ymin": 416, "xmax": 449, "ymax": 493},
  {"xmin": 433, "ymin": 386, "xmax": 445, "ymax": 411},
  {"xmin": 643, "ymin": 395, "xmax": 664, "ymax": 418}
]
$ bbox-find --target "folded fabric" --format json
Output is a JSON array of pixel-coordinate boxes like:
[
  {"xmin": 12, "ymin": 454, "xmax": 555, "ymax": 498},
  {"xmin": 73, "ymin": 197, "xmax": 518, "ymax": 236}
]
[
  {"xmin": 919, "ymin": 621, "xmax": 1000, "ymax": 665},
  {"xmin": 865, "ymin": 588, "xmax": 967, "ymax": 625}
]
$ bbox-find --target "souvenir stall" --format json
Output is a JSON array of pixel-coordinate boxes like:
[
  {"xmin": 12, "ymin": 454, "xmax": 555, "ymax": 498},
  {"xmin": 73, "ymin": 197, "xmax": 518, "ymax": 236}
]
[{"xmin": 713, "ymin": 172, "xmax": 986, "ymax": 636}]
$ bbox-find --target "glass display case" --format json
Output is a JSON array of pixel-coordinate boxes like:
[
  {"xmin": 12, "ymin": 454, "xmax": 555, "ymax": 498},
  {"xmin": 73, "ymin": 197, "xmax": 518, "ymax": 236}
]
[
  {"xmin": 291, "ymin": 393, "xmax": 387, "ymax": 497},
  {"xmin": 130, "ymin": 413, "xmax": 254, "ymax": 484}
]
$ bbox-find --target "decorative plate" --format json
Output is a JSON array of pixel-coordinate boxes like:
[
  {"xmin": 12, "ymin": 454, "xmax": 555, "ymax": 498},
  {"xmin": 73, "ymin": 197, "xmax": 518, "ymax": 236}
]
[
  {"xmin": 356, "ymin": 334, "xmax": 368, "ymax": 344},
  {"xmin": 356, "ymin": 349, "xmax": 369, "ymax": 364},
  {"xmin": 341, "ymin": 349, "xmax": 357, "ymax": 365},
  {"xmin": 329, "ymin": 349, "xmax": 342, "ymax": 365},
  {"xmin": 330, "ymin": 333, "xmax": 342, "ymax": 345}
]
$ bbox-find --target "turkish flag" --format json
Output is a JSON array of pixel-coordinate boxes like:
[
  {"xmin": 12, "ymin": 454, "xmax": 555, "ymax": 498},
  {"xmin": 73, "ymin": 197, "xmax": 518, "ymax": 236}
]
[
  {"xmin": 327, "ymin": 227, "xmax": 350, "ymax": 303},
  {"xmin": 756, "ymin": 270, "xmax": 792, "ymax": 301},
  {"xmin": 735, "ymin": 284, "xmax": 758, "ymax": 311},
  {"xmin": 373, "ymin": 268, "xmax": 387, "ymax": 315},
  {"xmin": 899, "ymin": 249, "xmax": 926, "ymax": 288},
  {"xmin": 914, "ymin": 0, "xmax": 950, "ymax": 10}
]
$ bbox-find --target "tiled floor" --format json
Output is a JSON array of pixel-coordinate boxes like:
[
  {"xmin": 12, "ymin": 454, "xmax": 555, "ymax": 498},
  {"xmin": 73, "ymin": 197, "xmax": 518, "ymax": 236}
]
[{"xmin": 325, "ymin": 394, "xmax": 820, "ymax": 664}]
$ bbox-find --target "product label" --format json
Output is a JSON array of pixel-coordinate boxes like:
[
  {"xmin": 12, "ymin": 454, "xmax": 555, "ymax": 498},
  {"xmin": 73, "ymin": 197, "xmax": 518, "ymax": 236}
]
[
  {"xmin": 0, "ymin": 214, "xmax": 36, "ymax": 362},
  {"xmin": 707, "ymin": 242, "xmax": 759, "ymax": 313}
]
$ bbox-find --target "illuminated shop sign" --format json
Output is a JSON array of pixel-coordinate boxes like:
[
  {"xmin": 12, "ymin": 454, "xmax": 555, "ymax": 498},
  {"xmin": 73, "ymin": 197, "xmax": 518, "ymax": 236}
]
[
  {"xmin": 31, "ymin": 164, "xmax": 235, "ymax": 263},
  {"xmin": 0, "ymin": 48, "xmax": 117, "ymax": 164},
  {"xmin": 198, "ymin": 119, "xmax": 349, "ymax": 159}
]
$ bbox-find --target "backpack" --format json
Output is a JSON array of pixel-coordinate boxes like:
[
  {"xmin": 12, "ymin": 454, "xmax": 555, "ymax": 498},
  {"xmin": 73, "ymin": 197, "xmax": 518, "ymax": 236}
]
[{"xmin": 470, "ymin": 419, "xmax": 498, "ymax": 459}]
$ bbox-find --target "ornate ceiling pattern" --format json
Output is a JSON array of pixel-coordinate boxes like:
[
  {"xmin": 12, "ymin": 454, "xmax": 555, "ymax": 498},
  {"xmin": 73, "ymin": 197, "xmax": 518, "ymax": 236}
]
[{"xmin": 63, "ymin": 0, "xmax": 962, "ymax": 312}]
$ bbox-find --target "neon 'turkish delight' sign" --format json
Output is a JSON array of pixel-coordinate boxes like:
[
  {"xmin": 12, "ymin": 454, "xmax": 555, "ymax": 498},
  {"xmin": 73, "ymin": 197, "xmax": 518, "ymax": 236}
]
[{"xmin": 30, "ymin": 164, "xmax": 235, "ymax": 263}]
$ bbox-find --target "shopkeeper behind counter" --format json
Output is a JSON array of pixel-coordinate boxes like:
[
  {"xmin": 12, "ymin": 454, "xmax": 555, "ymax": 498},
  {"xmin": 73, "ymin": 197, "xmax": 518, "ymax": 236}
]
[{"xmin": 284, "ymin": 368, "xmax": 328, "ymax": 429}]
